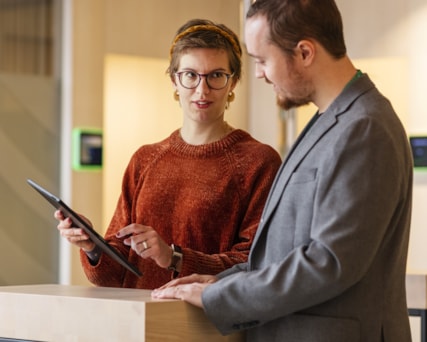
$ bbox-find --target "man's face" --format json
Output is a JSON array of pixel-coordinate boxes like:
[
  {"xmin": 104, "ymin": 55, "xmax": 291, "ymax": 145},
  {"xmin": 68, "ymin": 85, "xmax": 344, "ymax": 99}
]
[{"xmin": 245, "ymin": 15, "xmax": 312, "ymax": 110}]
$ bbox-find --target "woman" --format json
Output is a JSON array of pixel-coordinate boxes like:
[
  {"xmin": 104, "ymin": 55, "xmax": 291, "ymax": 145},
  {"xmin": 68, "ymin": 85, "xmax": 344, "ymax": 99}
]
[{"xmin": 56, "ymin": 19, "xmax": 281, "ymax": 289}]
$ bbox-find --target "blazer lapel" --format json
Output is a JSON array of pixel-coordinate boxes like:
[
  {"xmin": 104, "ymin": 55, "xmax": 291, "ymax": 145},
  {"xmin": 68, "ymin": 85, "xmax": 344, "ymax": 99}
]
[
  {"xmin": 263, "ymin": 113, "xmax": 337, "ymax": 221},
  {"xmin": 250, "ymin": 74, "xmax": 377, "ymax": 255},
  {"xmin": 250, "ymin": 112, "xmax": 338, "ymax": 252}
]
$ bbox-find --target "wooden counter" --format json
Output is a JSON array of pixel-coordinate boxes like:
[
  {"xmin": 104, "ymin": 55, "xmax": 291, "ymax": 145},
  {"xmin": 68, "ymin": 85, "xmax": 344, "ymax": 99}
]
[
  {"xmin": 0, "ymin": 284, "xmax": 244, "ymax": 342},
  {"xmin": 0, "ymin": 276, "xmax": 423, "ymax": 341}
]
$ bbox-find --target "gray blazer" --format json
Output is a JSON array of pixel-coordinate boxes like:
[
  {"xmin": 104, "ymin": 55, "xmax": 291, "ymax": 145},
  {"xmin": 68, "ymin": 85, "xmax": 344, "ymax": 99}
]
[{"xmin": 202, "ymin": 74, "xmax": 413, "ymax": 342}]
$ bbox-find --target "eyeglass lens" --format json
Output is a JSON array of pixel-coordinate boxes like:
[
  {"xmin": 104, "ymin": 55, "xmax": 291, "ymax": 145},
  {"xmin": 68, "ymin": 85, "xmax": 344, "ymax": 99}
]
[{"xmin": 177, "ymin": 71, "xmax": 231, "ymax": 90}]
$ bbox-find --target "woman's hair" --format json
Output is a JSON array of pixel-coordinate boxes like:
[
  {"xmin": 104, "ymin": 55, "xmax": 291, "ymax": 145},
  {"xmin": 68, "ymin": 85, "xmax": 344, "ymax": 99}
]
[
  {"xmin": 247, "ymin": 0, "xmax": 346, "ymax": 59},
  {"xmin": 167, "ymin": 19, "xmax": 242, "ymax": 80}
]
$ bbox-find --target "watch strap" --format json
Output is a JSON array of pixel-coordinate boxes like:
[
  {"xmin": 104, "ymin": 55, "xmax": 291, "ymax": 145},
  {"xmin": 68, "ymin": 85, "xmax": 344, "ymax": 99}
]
[
  {"xmin": 167, "ymin": 244, "xmax": 183, "ymax": 277},
  {"xmin": 168, "ymin": 244, "xmax": 182, "ymax": 271}
]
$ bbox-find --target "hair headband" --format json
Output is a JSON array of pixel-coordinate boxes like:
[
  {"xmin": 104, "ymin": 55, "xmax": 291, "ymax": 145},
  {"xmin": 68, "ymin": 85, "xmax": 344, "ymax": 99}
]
[{"xmin": 169, "ymin": 24, "xmax": 242, "ymax": 60}]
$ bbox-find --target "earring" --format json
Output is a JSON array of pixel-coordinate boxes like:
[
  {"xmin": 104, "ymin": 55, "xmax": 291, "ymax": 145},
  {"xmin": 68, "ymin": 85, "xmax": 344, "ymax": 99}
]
[
  {"xmin": 173, "ymin": 90, "xmax": 179, "ymax": 101},
  {"xmin": 226, "ymin": 91, "xmax": 235, "ymax": 110},
  {"xmin": 228, "ymin": 91, "xmax": 235, "ymax": 103}
]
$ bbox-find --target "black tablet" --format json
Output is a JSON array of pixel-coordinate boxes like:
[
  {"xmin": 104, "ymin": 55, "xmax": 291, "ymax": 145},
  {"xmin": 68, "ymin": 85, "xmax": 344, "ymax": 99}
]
[{"xmin": 27, "ymin": 179, "xmax": 142, "ymax": 277}]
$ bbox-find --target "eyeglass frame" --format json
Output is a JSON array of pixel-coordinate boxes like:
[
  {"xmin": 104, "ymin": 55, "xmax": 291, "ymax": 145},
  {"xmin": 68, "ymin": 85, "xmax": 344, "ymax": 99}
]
[{"xmin": 174, "ymin": 71, "xmax": 235, "ymax": 90}]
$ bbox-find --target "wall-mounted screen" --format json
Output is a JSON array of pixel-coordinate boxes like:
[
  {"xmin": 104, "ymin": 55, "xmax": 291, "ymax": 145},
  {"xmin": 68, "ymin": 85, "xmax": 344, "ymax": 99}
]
[
  {"xmin": 410, "ymin": 136, "xmax": 427, "ymax": 168},
  {"xmin": 73, "ymin": 128, "xmax": 103, "ymax": 171}
]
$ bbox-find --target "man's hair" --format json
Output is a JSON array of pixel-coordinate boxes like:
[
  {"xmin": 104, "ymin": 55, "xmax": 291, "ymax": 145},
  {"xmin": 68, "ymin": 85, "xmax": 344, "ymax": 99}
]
[{"xmin": 247, "ymin": 0, "xmax": 347, "ymax": 59}]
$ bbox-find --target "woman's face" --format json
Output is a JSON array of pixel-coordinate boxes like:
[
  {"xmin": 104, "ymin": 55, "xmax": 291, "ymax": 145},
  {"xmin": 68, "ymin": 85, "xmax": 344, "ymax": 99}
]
[{"xmin": 173, "ymin": 48, "xmax": 236, "ymax": 126}]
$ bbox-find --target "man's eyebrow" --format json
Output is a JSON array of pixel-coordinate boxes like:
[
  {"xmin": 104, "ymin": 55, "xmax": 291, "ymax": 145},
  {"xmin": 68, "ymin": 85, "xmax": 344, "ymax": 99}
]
[
  {"xmin": 244, "ymin": 48, "xmax": 258, "ymax": 59},
  {"xmin": 247, "ymin": 53, "xmax": 262, "ymax": 60},
  {"xmin": 243, "ymin": 46, "xmax": 251, "ymax": 56}
]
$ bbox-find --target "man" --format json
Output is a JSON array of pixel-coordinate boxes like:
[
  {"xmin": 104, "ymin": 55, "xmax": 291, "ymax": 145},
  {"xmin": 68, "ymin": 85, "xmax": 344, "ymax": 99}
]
[{"xmin": 152, "ymin": 0, "xmax": 413, "ymax": 341}]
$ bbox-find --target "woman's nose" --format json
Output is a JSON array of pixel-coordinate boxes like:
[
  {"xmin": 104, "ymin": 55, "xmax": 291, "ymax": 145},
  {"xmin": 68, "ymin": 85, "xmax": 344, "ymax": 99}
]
[{"xmin": 196, "ymin": 75, "xmax": 211, "ymax": 94}]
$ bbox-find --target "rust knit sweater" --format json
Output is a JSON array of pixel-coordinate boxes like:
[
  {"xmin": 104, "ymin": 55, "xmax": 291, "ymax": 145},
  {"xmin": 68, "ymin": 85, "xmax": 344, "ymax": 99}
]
[{"xmin": 80, "ymin": 129, "xmax": 282, "ymax": 289}]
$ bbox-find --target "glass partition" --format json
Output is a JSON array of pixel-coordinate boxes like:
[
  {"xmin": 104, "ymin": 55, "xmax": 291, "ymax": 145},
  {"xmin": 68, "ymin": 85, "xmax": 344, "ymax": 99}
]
[{"xmin": 0, "ymin": 0, "xmax": 60, "ymax": 285}]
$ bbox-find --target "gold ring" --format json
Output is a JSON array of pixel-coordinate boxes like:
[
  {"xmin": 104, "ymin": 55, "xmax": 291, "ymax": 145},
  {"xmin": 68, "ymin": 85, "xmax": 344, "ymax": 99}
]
[{"xmin": 142, "ymin": 241, "xmax": 148, "ymax": 251}]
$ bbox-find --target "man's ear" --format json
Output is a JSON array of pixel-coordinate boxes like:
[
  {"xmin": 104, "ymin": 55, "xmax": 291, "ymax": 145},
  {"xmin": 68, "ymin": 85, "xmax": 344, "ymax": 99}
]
[{"xmin": 296, "ymin": 40, "xmax": 315, "ymax": 65}]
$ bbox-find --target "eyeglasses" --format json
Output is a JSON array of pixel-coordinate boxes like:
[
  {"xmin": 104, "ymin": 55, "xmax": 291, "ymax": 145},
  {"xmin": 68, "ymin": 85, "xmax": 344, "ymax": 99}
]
[{"xmin": 175, "ymin": 71, "xmax": 234, "ymax": 90}]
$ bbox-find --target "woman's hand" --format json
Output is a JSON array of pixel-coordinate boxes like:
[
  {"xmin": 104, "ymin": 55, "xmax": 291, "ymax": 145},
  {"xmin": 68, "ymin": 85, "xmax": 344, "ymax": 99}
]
[
  {"xmin": 116, "ymin": 224, "xmax": 173, "ymax": 269},
  {"xmin": 54, "ymin": 210, "xmax": 96, "ymax": 252}
]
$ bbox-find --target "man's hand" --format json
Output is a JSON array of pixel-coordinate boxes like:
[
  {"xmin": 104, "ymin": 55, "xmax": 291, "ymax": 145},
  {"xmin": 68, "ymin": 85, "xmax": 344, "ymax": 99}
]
[{"xmin": 151, "ymin": 274, "xmax": 217, "ymax": 308}]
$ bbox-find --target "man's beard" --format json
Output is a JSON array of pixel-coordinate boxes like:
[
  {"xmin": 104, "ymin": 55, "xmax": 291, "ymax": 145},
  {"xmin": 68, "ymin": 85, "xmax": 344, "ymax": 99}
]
[
  {"xmin": 276, "ymin": 94, "xmax": 311, "ymax": 111},
  {"xmin": 274, "ymin": 66, "xmax": 312, "ymax": 111}
]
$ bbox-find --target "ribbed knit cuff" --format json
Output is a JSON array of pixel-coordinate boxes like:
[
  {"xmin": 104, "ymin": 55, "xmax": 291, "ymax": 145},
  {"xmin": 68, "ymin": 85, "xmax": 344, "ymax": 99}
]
[{"xmin": 85, "ymin": 245, "xmax": 102, "ymax": 265}]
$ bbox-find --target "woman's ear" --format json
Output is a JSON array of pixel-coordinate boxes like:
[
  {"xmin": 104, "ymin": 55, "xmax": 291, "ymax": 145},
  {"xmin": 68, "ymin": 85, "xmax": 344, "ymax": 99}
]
[
  {"xmin": 171, "ymin": 77, "xmax": 180, "ymax": 102},
  {"xmin": 229, "ymin": 77, "xmax": 238, "ymax": 92},
  {"xmin": 171, "ymin": 76, "xmax": 178, "ymax": 89}
]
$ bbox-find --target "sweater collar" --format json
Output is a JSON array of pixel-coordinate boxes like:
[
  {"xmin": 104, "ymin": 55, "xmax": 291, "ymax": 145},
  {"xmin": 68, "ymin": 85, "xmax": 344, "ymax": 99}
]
[{"xmin": 169, "ymin": 129, "xmax": 249, "ymax": 157}]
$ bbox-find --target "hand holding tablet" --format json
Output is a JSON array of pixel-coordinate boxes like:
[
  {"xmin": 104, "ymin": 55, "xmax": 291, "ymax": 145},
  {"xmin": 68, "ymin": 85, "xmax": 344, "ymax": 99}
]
[{"xmin": 27, "ymin": 179, "xmax": 142, "ymax": 277}]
